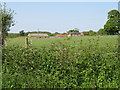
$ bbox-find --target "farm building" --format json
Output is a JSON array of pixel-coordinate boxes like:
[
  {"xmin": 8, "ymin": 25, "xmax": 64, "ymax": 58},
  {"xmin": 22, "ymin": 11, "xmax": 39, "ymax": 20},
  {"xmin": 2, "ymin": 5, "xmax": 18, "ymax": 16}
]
[
  {"xmin": 68, "ymin": 32, "xmax": 84, "ymax": 36},
  {"xmin": 28, "ymin": 33, "xmax": 49, "ymax": 38},
  {"xmin": 56, "ymin": 34, "xmax": 68, "ymax": 37}
]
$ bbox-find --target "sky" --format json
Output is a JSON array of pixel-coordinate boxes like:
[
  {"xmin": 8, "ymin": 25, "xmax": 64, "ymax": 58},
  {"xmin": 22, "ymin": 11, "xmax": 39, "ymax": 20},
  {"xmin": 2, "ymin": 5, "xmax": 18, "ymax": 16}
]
[
  {"xmin": 5, "ymin": 2, "xmax": 118, "ymax": 33},
  {"xmin": 2, "ymin": 0, "xmax": 120, "ymax": 2}
]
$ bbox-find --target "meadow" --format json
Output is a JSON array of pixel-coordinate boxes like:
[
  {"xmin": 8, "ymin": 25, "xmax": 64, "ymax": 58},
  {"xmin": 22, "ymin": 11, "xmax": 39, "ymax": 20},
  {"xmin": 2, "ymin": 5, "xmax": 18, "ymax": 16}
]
[
  {"xmin": 7, "ymin": 35, "xmax": 118, "ymax": 49},
  {"xmin": 2, "ymin": 35, "xmax": 120, "ymax": 88}
]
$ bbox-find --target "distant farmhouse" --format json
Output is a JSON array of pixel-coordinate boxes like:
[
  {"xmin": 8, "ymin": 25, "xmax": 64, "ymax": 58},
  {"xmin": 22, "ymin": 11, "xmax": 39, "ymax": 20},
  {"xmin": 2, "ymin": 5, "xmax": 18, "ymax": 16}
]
[
  {"xmin": 68, "ymin": 32, "xmax": 84, "ymax": 36},
  {"xmin": 28, "ymin": 33, "xmax": 49, "ymax": 38}
]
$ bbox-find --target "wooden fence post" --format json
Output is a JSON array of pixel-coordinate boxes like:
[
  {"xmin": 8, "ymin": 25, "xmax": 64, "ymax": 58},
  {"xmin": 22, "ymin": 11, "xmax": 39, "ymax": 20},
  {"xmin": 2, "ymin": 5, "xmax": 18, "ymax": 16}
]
[{"xmin": 25, "ymin": 37, "xmax": 29, "ymax": 48}]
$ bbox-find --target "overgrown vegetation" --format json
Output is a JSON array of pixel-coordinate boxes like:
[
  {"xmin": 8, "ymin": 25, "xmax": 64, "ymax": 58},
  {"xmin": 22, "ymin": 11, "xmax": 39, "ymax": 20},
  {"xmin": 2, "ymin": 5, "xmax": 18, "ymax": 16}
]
[
  {"xmin": 2, "ymin": 36, "xmax": 119, "ymax": 88},
  {"xmin": 0, "ymin": 3, "xmax": 15, "ymax": 46}
]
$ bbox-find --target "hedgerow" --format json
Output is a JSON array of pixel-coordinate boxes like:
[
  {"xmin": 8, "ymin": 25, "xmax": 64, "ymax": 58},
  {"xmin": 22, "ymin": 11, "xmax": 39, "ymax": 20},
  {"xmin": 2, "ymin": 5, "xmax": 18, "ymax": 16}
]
[{"xmin": 2, "ymin": 37, "xmax": 119, "ymax": 88}]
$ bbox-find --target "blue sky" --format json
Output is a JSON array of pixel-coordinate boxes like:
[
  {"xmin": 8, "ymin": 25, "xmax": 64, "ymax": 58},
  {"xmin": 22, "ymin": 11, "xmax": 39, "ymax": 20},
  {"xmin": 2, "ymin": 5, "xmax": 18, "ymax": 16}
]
[{"xmin": 6, "ymin": 2, "xmax": 118, "ymax": 33}]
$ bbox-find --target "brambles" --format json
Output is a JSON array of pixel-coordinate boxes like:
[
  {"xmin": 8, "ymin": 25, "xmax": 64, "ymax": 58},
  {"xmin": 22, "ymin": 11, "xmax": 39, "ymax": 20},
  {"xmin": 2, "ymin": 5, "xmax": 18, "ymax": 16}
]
[{"xmin": 2, "ymin": 35, "xmax": 119, "ymax": 88}]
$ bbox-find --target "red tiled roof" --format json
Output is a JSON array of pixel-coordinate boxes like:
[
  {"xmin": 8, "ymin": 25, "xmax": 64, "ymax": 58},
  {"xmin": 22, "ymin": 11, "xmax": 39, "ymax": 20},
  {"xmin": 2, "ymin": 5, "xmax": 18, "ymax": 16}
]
[{"xmin": 56, "ymin": 34, "xmax": 68, "ymax": 37}]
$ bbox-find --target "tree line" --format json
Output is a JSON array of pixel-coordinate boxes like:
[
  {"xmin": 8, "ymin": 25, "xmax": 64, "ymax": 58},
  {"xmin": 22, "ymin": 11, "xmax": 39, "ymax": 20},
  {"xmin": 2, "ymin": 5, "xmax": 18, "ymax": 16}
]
[{"xmin": 7, "ymin": 29, "xmax": 96, "ymax": 38}]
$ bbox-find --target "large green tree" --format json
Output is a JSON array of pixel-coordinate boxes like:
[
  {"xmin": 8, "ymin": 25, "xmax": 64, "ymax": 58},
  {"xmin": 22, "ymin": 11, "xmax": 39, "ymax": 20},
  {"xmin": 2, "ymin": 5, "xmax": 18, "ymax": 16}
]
[
  {"xmin": 0, "ymin": 3, "xmax": 15, "ymax": 46},
  {"xmin": 104, "ymin": 10, "xmax": 120, "ymax": 35}
]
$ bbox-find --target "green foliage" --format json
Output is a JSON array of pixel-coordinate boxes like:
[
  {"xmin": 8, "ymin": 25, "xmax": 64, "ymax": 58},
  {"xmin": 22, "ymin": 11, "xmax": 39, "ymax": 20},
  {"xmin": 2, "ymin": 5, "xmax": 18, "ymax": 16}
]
[
  {"xmin": 2, "ymin": 36, "xmax": 119, "ymax": 88},
  {"xmin": 97, "ymin": 29, "xmax": 107, "ymax": 35},
  {"xmin": 108, "ymin": 10, "xmax": 120, "ymax": 19},
  {"xmin": 104, "ymin": 10, "xmax": 120, "ymax": 35},
  {"xmin": 67, "ymin": 28, "xmax": 79, "ymax": 33},
  {"xmin": 54, "ymin": 32, "xmax": 60, "ymax": 35},
  {"xmin": 88, "ymin": 30, "xmax": 96, "ymax": 36},
  {"xmin": 19, "ymin": 30, "xmax": 25, "ymax": 36},
  {"xmin": 50, "ymin": 32, "xmax": 60, "ymax": 36},
  {"xmin": 82, "ymin": 32, "xmax": 89, "ymax": 36},
  {"xmin": 0, "ymin": 3, "xmax": 15, "ymax": 46},
  {"xmin": 7, "ymin": 33, "xmax": 19, "ymax": 38}
]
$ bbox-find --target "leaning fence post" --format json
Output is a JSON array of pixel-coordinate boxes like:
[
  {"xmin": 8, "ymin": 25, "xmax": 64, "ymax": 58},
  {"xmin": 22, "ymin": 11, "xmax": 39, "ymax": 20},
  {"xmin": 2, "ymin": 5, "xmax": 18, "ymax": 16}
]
[{"xmin": 25, "ymin": 37, "xmax": 29, "ymax": 48}]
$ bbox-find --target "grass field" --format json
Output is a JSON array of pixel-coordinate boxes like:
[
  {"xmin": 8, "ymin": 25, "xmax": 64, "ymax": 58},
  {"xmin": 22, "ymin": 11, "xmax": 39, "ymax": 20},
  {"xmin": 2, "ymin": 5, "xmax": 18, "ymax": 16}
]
[
  {"xmin": 2, "ymin": 35, "xmax": 120, "ymax": 88},
  {"xmin": 7, "ymin": 35, "xmax": 118, "ymax": 49}
]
